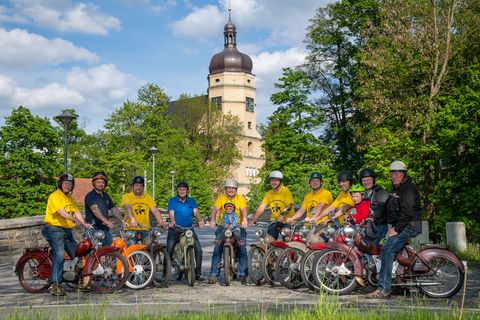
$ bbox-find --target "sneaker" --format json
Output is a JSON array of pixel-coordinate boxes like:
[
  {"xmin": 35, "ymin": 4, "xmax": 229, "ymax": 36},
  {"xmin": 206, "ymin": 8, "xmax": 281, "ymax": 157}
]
[
  {"xmin": 366, "ymin": 289, "xmax": 391, "ymax": 299},
  {"xmin": 50, "ymin": 284, "xmax": 66, "ymax": 296},
  {"xmin": 76, "ymin": 286, "xmax": 91, "ymax": 293},
  {"xmin": 196, "ymin": 275, "xmax": 206, "ymax": 282},
  {"xmin": 207, "ymin": 276, "xmax": 217, "ymax": 284},
  {"xmin": 240, "ymin": 275, "xmax": 248, "ymax": 285}
]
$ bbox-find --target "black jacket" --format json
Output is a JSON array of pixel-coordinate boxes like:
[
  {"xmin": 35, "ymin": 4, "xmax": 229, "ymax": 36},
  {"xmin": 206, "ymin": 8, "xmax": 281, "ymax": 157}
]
[
  {"xmin": 386, "ymin": 177, "xmax": 422, "ymax": 233},
  {"xmin": 365, "ymin": 185, "xmax": 389, "ymax": 225}
]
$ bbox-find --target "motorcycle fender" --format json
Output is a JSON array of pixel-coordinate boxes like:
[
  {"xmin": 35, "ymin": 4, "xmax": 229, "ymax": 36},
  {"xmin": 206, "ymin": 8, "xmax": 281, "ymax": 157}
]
[
  {"xmin": 286, "ymin": 241, "xmax": 308, "ymax": 253},
  {"xmin": 417, "ymin": 248, "xmax": 465, "ymax": 272},
  {"xmin": 270, "ymin": 240, "xmax": 288, "ymax": 249},
  {"xmin": 15, "ymin": 248, "xmax": 50, "ymax": 274},
  {"xmin": 124, "ymin": 243, "xmax": 148, "ymax": 256},
  {"xmin": 151, "ymin": 243, "xmax": 166, "ymax": 251},
  {"xmin": 309, "ymin": 242, "xmax": 328, "ymax": 251},
  {"xmin": 326, "ymin": 242, "xmax": 364, "ymax": 277},
  {"xmin": 250, "ymin": 243, "xmax": 267, "ymax": 252},
  {"xmin": 83, "ymin": 245, "xmax": 119, "ymax": 275}
]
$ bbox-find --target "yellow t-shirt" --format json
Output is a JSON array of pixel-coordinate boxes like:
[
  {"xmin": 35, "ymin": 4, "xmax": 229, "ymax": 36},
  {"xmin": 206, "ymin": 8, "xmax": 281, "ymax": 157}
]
[
  {"xmin": 261, "ymin": 185, "xmax": 295, "ymax": 221},
  {"xmin": 301, "ymin": 188, "xmax": 333, "ymax": 223},
  {"xmin": 331, "ymin": 191, "xmax": 354, "ymax": 224},
  {"xmin": 121, "ymin": 192, "xmax": 157, "ymax": 230},
  {"xmin": 213, "ymin": 194, "xmax": 248, "ymax": 225},
  {"xmin": 44, "ymin": 189, "xmax": 79, "ymax": 228}
]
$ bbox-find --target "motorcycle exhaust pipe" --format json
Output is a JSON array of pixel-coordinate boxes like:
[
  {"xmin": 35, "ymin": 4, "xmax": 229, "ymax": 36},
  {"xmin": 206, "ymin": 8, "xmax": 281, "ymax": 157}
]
[{"xmin": 391, "ymin": 282, "xmax": 442, "ymax": 287}]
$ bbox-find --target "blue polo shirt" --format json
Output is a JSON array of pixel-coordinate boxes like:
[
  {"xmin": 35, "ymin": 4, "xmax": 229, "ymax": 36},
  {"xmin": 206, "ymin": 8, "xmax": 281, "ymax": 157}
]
[
  {"xmin": 85, "ymin": 189, "xmax": 115, "ymax": 231},
  {"xmin": 167, "ymin": 195, "xmax": 198, "ymax": 228}
]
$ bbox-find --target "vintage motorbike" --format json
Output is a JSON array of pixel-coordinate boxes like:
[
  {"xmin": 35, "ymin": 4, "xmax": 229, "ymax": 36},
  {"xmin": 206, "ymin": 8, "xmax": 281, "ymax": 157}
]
[
  {"xmin": 247, "ymin": 222, "xmax": 271, "ymax": 285},
  {"xmin": 172, "ymin": 225, "xmax": 197, "ymax": 287},
  {"xmin": 112, "ymin": 226, "xmax": 155, "ymax": 290},
  {"xmin": 15, "ymin": 227, "xmax": 129, "ymax": 294},
  {"xmin": 313, "ymin": 221, "xmax": 465, "ymax": 297},
  {"xmin": 217, "ymin": 225, "xmax": 242, "ymax": 286},
  {"xmin": 146, "ymin": 226, "xmax": 171, "ymax": 288}
]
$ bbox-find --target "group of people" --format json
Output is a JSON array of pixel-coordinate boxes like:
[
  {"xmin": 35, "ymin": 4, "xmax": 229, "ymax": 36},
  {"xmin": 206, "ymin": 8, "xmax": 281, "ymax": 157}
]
[{"xmin": 43, "ymin": 159, "xmax": 422, "ymax": 300}]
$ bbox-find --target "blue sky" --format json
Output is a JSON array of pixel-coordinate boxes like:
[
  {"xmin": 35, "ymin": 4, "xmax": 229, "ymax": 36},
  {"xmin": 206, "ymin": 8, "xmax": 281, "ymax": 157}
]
[{"xmin": 0, "ymin": 0, "xmax": 329, "ymax": 133}]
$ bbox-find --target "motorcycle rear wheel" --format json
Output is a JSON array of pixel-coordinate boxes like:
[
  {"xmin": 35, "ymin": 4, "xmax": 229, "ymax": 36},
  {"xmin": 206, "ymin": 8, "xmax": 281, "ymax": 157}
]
[
  {"xmin": 89, "ymin": 251, "xmax": 129, "ymax": 294},
  {"xmin": 248, "ymin": 246, "xmax": 265, "ymax": 286},
  {"xmin": 17, "ymin": 256, "xmax": 51, "ymax": 293},
  {"xmin": 152, "ymin": 248, "xmax": 172, "ymax": 288},
  {"xmin": 312, "ymin": 249, "xmax": 357, "ymax": 295},
  {"xmin": 125, "ymin": 250, "xmax": 155, "ymax": 290},
  {"xmin": 417, "ymin": 255, "xmax": 464, "ymax": 298},
  {"xmin": 275, "ymin": 247, "xmax": 305, "ymax": 289},
  {"xmin": 261, "ymin": 247, "xmax": 283, "ymax": 287},
  {"xmin": 224, "ymin": 247, "xmax": 231, "ymax": 286}
]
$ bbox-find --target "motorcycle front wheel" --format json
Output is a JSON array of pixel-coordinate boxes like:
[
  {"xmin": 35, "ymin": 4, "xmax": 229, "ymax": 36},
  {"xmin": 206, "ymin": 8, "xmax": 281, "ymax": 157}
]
[
  {"xmin": 312, "ymin": 249, "xmax": 357, "ymax": 295},
  {"xmin": 248, "ymin": 246, "xmax": 265, "ymax": 286},
  {"xmin": 275, "ymin": 247, "xmax": 305, "ymax": 289},
  {"xmin": 89, "ymin": 251, "xmax": 129, "ymax": 294},
  {"xmin": 261, "ymin": 247, "xmax": 283, "ymax": 287},
  {"xmin": 224, "ymin": 246, "xmax": 231, "ymax": 286},
  {"xmin": 17, "ymin": 256, "xmax": 51, "ymax": 293},
  {"xmin": 125, "ymin": 250, "xmax": 155, "ymax": 290},
  {"xmin": 300, "ymin": 250, "xmax": 322, "ymax": 292},
  {"xmin": 186, "ymin": 246, "xmax": 195, "ymax": 287},
  {"xmin": 152, "ymin": 248, "xmax": 172, "ymax": 288}
]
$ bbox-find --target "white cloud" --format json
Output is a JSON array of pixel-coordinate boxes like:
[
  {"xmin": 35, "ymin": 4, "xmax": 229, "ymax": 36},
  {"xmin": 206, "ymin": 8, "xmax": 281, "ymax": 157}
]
[
  {"xmin": 171, "ymin": 4, "xmax": 224, "ymax": 41},
  {"xmin": 6, "ymin": 0, "xmax": 121, "ymax": 35},
  {"xmin": 0, "ymin": 28, "xmax": 97, "ymax": 68},
  {"xmin": 15, "ymin": 82, "xmax": 85, "ymax": 109}
]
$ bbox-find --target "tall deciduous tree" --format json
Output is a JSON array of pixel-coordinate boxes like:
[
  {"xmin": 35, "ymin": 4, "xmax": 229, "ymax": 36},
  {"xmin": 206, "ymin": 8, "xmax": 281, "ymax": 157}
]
[{"xmin": 0, "ymin": 107, "xmax": 60, "ymax": 218}]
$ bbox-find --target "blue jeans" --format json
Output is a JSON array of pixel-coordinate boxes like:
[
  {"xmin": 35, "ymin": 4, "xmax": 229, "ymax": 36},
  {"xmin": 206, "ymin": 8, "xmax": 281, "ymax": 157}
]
[
  {"xmin": 378, "ymin": 227, "xmax": 419, "ymax": 292},
  {"xmin": 375, "ymin": 224, "xmax": 388, "ymax": 245},
  {"xmin": 267, "ymin": 221, "xmax": 285, "ymax": 240},
  {"xmin": 210, "ymin": 226, "xmax": 248, "ymax": 277},
  {"xmin": 127, "ymin": 230, "xmax": 150, "ymax": 246},
  {"xmin": 101, "ymin": 229, "xmax": 113, "ymax": 247},
  {"xmin": 42, "ymin": 225, "xmax": 77, "ymax": 285}
]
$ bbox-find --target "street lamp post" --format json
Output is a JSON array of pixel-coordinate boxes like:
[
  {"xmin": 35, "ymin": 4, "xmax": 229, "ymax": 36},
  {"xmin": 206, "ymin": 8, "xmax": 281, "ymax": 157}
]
[
  {"xmin": 149, "ymin": 147, "xmax": 158, "ymax": 200},
  {"xmin": 56, "ymin": 111, "xmax": 74, "ymax": 173},
  {"xmin": 170, "ymin": 170, "xmax": 176, "ymax": 197}
]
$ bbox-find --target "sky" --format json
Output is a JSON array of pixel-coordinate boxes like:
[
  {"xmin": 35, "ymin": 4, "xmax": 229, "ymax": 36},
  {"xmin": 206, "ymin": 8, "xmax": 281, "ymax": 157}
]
[{"xmin": 0, "ymin": 0, "xmax": 330, "ymax": 133}]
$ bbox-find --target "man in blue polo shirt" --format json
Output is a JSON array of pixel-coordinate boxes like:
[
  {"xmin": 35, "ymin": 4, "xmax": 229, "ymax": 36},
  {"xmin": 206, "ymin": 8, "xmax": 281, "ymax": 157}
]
[
  {"xmin": 167, "ymin": 181, "xmax": 205, "ymax": 281},
  {"xmin": 85, "ymin": 171, "xmax": 125, "ymax": 246}
]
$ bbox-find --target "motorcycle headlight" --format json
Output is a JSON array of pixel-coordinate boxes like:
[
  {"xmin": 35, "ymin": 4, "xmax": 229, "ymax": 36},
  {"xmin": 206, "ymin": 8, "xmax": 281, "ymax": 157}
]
[
  {"xmin": 255, "ymin": 228, "xmax": 265, "ymax": 237},
  {"xmin": 224, "ymin": 229, "xmax": 233, "ymax": 237},
  {"xmin": 125, "ymin": 230, "xmax": 136, "ymax": 239},
  {"xmin": 280, "ymin": 227, "xmax": 291, "ymax": 237},
  {"xmin": 185, "ymin": 229, "xmax": 194, "ymax": 238},
  {"xmin": 324, "ymin": 226, "xmax": 336, "ymax": 238},
  {"xmin": 93, "ymin": 230, "xmax": 105, "ymax": 240},
  {"xmin": 343, "ymin": 226, "xmax": 355, "ymax": 237},
  {"xmin": 154, "ymin": 229, "xmax": 163, "ymax": 238},
  {"xmin": 300, "ymin": 226, "xmax": 309, "ymax": 237}
]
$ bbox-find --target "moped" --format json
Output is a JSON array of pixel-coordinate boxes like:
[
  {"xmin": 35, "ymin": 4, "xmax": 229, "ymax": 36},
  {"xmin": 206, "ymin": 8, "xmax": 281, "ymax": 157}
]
[
  {"xmin": 172, "ymin": 225, "xmax": 197, "ymax": 287},
  {"xmin": 16, "ymin": 227, "xmax": 129, "ymax": 294},
  {"xmin": 218, "ymin": 225, "xmax": 241, "ymax": 286},
  {"xmin": 146, "ymin": 226, "xmax": 171, "ymax": 288},
  {"xmin": 247, "ymin": 222, "xmax": 271, "ymax": 285}
]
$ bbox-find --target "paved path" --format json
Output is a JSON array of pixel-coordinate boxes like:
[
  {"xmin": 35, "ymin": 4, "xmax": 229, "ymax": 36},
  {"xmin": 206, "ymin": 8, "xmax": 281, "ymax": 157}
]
[{"xmin": 0, "ymin": 227, "xmax": 479, "ymax": 319}]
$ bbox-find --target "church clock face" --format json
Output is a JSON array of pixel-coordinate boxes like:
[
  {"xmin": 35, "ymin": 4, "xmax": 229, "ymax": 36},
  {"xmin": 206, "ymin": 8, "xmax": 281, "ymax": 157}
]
[{"xmin": 246, "ymin": 97, "xmax": 254, "ymax": 112}]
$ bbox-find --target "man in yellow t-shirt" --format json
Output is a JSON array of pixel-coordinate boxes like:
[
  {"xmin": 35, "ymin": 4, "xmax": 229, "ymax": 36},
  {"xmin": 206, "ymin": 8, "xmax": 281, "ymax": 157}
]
[
  {"xmin": 251, "ymin": 170, "xmax": 295, "ymax": 240},
  {"xmin": 208, "ymin": 179, "xmax": 248, "ymax": 284},
  {"xmin": 42, "ymin": 174, "xmax": 91, "ymax": 296},
  {"xmin": 311, "ymin": 171, "xmax": 354, "ymax": 225},
  {"xmin": 121, "ymin": 176, "xmax": 166, "ymax": 244},
  {"xmin": 287, "ymin": 172, "xmax": 333, "ymax": 224}
]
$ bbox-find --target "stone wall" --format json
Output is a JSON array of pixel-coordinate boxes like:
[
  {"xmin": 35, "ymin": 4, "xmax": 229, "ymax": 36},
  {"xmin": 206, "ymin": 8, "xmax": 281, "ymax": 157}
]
[{"xmin": 0, "ymin": 216, "xmax": 47, "ymax": 264}]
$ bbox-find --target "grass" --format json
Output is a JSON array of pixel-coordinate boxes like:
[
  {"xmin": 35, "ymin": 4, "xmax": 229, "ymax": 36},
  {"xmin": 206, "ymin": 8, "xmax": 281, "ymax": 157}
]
[{"xmin": 455, "ymin": 243, "xmax": 480, "ymax": 263}]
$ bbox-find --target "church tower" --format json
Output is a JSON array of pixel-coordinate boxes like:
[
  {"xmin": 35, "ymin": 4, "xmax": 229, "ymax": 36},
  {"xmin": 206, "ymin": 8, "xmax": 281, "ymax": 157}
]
[{"xmin": 208, "ymin": 10, "xmax": 264, "ymax": 195}]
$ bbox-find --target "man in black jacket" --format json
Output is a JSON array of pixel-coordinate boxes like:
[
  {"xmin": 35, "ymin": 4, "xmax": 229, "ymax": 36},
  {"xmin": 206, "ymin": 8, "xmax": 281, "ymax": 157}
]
[
  {"xmin": 366, "ymin": 161, "xmax": 422, "ymax": 299},
  {"xmin": 359, "ymin": 168, "xmax": 390, "ymax": 244}
]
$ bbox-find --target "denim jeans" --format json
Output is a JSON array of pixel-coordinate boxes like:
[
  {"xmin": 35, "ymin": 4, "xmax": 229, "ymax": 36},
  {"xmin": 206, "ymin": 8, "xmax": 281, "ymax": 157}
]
[
  {"xmin": 127, "ymin": 230, "xmax": 151, "ymax": 246},
  {"xmin": 167, "ymin": 227, "xmax": 203, "ymax": 277},
  {"xmin": 378, "ymin": 227, "xmax": 419, "ymax": 292},
  {"xmin": 374, "ymin": 224, "xmax": 388, "ymax": 245},
  {"xmin": 267, "ymin": 221, "xmax": 286, "ymax": 240},
  {"xmin": 210, "ymin": 226, "xmax": 248, "ymax": 277},
  {"xmin": 101, "ymin": 229, "xmax": 113, "ymax": 247},
  {"xmin": 42, "ymin": 225, "xmax": 77, "ymax": 284}
]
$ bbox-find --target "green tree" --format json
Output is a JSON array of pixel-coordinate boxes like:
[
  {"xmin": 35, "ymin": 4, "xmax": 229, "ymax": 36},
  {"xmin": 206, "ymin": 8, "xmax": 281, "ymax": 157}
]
[{"xmin": 0, "ymin": 107, "xmax": 61, "ymax": 218}]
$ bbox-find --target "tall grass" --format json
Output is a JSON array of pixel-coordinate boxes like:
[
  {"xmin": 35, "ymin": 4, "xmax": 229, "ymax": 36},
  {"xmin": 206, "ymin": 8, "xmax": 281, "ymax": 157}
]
[{"xmin": 455, "ymin": 243, "xmax": 480, "ymax": 262}]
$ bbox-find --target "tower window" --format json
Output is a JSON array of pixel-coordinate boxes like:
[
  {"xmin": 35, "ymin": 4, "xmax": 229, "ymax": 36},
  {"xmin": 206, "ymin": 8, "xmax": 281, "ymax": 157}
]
[
  {"xmin": 247, "ymin": 122, "xmax": 252, "ymax": 129},
  {"xmin": 215, "ymin": 79, "xmax": 220, "ymax": 83},
  {"xmin": 247, "ymin": 79, "xmax": 251, "ymax": 84},
  {"xmin": 246, "ymin": 97, "xmax": 254, "ymax": 112},
  {"xmin": 247, "ymin": 142, "xmax": 253, "ymax": 156},
  {"xmin": 245, "ymin": 166, "xmax": 256, "ymax": 177},
  {"xmin": 211, "ymin": 96, "xmax": 222, "ymax": 109}
]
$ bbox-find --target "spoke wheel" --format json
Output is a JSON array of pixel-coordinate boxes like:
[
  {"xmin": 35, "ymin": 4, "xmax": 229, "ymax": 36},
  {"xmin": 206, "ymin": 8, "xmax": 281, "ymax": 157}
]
[
  {"xmin": 125, "ymin": 250, "xmax": 155, "ymax": 289},
  {"xmin": 261, "ymin": 247, "xmax": 283, "ymax": 287},
  {"xmin": 275, "ymin": 247, "xmax": 305, "ymax": 289},
  {"xmin": 89, "ymin": 251, "xmax": 129, "ymax": 294},
  {"xmin": 312, "ymin": 249, "xmax": 357, "ymax": 295},
  {"xmin": 248, "ymin": 246, "xmax": 265, "ymax": 286},
  {"xmin": 224, "ymin": 247, "xmax": 231, "ymax": 286},
  {"xmin": 152, "ymin": 248, "xmax": 172, "ymax": 288},
  {"xmin": 300, "ymin": 250, "xmax": 322, "ymax": 292},
  {"xmin": 186, "ymin": 247, "xmax": 195, "ymax": 287},
  {"xmin": 17, "ymin": 256, "xmax": 51, "ymax": 293},
  {"xmin": 417, "ymin": 256, "xmax": 464, "ymax": 298}
]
